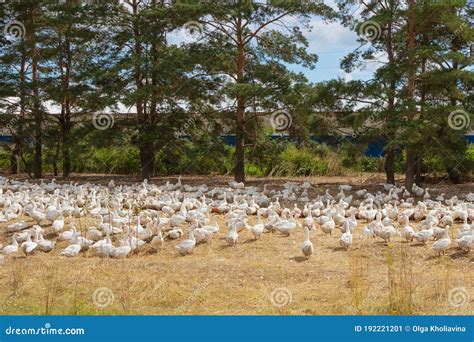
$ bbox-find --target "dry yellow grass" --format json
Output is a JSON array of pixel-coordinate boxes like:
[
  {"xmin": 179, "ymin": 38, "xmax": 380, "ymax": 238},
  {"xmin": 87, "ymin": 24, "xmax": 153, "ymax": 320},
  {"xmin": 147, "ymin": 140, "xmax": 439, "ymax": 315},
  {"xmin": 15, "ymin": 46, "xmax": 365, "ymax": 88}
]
[{"xmin": 0, "ymin": 213, "xmax": 472, "ymax": 316}]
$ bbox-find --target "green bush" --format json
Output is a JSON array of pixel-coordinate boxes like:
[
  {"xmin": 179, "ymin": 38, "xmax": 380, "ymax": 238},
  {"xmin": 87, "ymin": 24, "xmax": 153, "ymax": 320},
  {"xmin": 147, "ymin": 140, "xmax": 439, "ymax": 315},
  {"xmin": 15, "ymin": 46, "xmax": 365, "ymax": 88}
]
[
  {"xmin": 69, "ymin": 146, "xmax": 140, "ymax": 174},
  {"xmin": 0, "ymin": 147, "xmax": 10, "ymax": 171},
  {"xmin": 465, "ymin": 145, "xmax": 474, "ymax": 173},
  {"xmin": 340, "ymin": 142, "xmax": 384, "ymax": 173},
  {"xmin": 274, "ymin": 144, "xmax": 335, "ymax": 176},
  {"xmin": 1, "ymin": 135, "xmax": 472, "ymax": 178}
]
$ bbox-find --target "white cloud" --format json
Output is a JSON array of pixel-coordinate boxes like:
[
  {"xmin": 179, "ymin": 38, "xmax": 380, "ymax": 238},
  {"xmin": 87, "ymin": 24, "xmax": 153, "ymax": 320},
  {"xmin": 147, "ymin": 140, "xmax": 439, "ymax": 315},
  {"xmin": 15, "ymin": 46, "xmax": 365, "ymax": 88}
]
[{"xmin": 304, "ymin": 19, "xmax": 359, "ymax": 55}]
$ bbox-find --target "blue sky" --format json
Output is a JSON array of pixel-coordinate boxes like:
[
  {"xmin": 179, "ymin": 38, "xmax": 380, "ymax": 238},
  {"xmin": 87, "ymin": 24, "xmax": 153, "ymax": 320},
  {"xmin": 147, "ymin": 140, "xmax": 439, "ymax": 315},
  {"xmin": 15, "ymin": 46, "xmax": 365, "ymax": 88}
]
[
  {"xmin": 291, "ymin": 18, "xmax": 364, "ymax": 83},
  {"xmin": 290, "ymin": 0, "xmax": 378, "ymax": 83}
]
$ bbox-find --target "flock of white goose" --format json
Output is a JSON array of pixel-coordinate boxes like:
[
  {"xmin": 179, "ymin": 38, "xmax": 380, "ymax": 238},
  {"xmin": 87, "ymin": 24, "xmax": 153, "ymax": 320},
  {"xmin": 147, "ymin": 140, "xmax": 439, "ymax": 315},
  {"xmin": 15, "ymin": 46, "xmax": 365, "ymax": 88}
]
[{"xmin": 0, "ymin": 176, "xmax": 473, "ymax": 265}]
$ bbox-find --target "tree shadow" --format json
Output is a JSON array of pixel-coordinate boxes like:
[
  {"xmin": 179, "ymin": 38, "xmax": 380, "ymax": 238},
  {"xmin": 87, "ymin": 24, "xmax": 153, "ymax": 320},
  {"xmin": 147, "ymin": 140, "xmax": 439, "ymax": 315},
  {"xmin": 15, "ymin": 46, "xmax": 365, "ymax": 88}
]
[
  {"xmin": 410, "ymin": 242, "xmax": 427, "ymax": 247},
  {"xmin": 289, "ymin": 256, "xmax": 309, "ymax": 263},
  {"xmin": 449, "ymin": 249, "xmax": 470, "ymax": 260},
  {"xmin": 424, "ymin": 254, "xmax": 441, "ymax": 261},
  {"xmin": 44, "ymin": 232, "xmax": 58, "ymax": 240},
  {"xmin": 218, "ymin": 244, "xmax": 236, "ymax": 250}
]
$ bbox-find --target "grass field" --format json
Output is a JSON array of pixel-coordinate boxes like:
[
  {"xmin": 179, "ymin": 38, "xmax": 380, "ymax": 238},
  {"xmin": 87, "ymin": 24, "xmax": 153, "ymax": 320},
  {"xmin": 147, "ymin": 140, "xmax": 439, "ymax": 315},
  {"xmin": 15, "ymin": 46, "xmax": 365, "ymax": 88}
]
[{"xmin": 0, "ymin": 175, "xmax": 472, "ymax": 315}]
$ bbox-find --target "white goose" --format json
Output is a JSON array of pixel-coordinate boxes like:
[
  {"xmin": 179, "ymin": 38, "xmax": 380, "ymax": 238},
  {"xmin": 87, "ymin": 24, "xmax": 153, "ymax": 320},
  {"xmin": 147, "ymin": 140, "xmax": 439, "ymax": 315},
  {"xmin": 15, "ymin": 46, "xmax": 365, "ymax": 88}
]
[
  {"xmin": 400, "ymin": 215, "xmax": 415, "ymax": 242},
  {"xmin": 301, "ymin": 226, "xmax": 314, "ymax": 259},
  {"xmin": 92, "ymin": 235, "xmax": 114, "ymax": 257},
  {"xmin": 111, "ymin": 238, "xmax": 132, "ymax": 259},
  {"xmin": 375, "ymin": 222, "xmax": 399, "ymax": 243},
  {"xmin": 321, "ymin": 213, "xmax": 335, "ymax": 236},
  {"xmin": 413, "ymin": 223, "xmax": 434, "ymax": 245},
  {"xmin": 303, "ymin": 209, "xmax": 314, "ymax": 231},
  {"xmin": 151, "ymin": 224, "xmax": 164, "ymax": 250},
  {"xmin": 200, "ymin": 217, "xmax": 220, "ymax": 234},
  {"xmin": 226, "ymin": 224, "xmax": 239, "ymax": 246},
  {"xmin": 61, "ymin": 243, "xmax": 81, "ymax": 257},
  {"xmin": 168, "ymin": 228, "xmax": 184, "ymax": 240},
  {"xmin": 193, "ymin": 224, "xmax": 213, "ymax": 244},
  {"xmin": 20, "ymin": 232, "xmax": 38, "ymax": 256},
  {"xmin": 28, "ymin": 203, "xmax": 46, "ymax": 224},
  {"xmin": 432, "ymin": 225, "xmax": 451, "ymax": 256},
  {"xmin": 176, "ymin": 229, "xmax": 196, "ymax": 255},
  {"xmin": 46, "ymin": 205, "xmax": 62, "ymax": 222},
  {"xmin": 34, "ymin": 230, "xmax": 55, "ymax": 252},
  {"xmin": 170, "ymin": 207, "xmax": 187, "ymax": 227},
  {"xmin": 2, "ymin": 236, "xmax": 19, "ymax": 255},
  {"xmin": 246, "ymin": 215, "xmax": 265, "ymax": 240},
  {"xmin": 7, "ymin": 220, "xmax": 29, "ymax": 233},
  {"xmin": 86, "ymin": 227, "xmax": 103, "ymax": 242},
  {"xmin": 274, "ymin": 215, "xmax": 299, "ymax": 236},
  {"xmin": 339, "ymin": 222, "xmax": 352, "ymax": 250},
  {"xmin": 58, "ymin": 225, "xmax": 77, "ymax": 241},
  {"xmin": 70, "ymin": 231, "xmax": 93, "ymax": 251},
  {"xmin": 51, "ymin": 215, "xmax": 65, "ymax": 234},
  {"xmin": 456, "ymin": 225, "xmax": 473, "ymax": 252}
]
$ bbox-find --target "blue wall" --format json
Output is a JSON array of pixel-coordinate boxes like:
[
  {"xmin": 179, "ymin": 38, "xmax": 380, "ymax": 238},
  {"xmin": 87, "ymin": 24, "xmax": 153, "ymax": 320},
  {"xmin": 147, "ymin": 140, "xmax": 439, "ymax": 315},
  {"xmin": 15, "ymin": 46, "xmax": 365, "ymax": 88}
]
[
  {"xmin": 0, "ymin": 136, "xmax": 13, "ymax": 143},
  {"xmin": 223, "ymin": 135, "xmax": 473, "ymax": 158}
]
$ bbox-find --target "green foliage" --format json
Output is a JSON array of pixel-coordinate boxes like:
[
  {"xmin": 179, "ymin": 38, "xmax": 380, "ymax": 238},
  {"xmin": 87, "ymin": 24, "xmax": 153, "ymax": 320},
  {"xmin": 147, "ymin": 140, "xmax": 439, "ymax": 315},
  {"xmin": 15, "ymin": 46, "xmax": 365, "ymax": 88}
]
[
  {"xmin": 0, "ymin": 147, "xmax": 10, "ymax": 170},
  {"xmin": 155, "ymin": 136, "xmax": 230, "ymax": 175},
  {"xmin": 2, "ymin": 138, "xmax": 473, "ymax": 177},
  {"xmin": 77, "ymin": 146, "xmax": 141, "ymax": 175},
  {"xmin": 467, "ymin": 145, "xmax": 474, "ymax": 171},
  {"xmin": 275, "ymin": 144, "xmax": 329, "ymax": 176}
]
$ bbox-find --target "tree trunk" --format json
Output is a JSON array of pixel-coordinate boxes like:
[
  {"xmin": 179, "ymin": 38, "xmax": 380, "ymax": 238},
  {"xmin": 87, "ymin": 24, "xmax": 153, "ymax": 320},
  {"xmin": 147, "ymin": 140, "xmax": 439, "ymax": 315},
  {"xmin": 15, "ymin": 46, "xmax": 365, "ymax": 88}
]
[
  {"xmin": 235, "ymin": 102, "xmax": 245, "ymax": 183},
  {"xmin": 140, "ymin": 143, "xmax": 155, "ymax": 180},
  {"xmin": 13, "ymin": 47, "xmax": 27, "ymax": 176},
  {"xmin": 143, "ymin": 1, "xmax": 160, "ymax": 181},
  {"xmin": 30, "ymin": 9, "xmax": 42, "ymax": 179},
  {"xmin": 62, "ymin": 123, "xmax": 70, "ymax": 178},
  {"xmin": 405, "ymin": 0, "xmax": 416, "ymax": 191},
  {"xmin": 10, "ymin": 142, "xmax": 20, "ymax": 174},
  {"xmin": 130, "ymin": 0, "xmax": 151, "ymax": 180},
  {"xmin": 234, "ymin": 17, "xmax": 246, "ymax": 183},
  {"xmin": 62, "ymin": 32, "xmax": 72, "ymax": 179},
  {"xmin": 53, "ymin": 142, "xmax": 59, "ymax": 177},
  {"xmin": 385, "ymin": 15, "xmax": 396, "ymax": 185},
  {"xmin": 415, "ymin": 155, "xmax": 422, "ymax": 186}
]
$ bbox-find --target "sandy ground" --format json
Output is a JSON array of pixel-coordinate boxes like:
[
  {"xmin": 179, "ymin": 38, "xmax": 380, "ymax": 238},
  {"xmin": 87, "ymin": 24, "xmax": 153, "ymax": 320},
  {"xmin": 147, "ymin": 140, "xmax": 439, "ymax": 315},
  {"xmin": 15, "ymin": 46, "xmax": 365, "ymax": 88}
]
[{"xmin": 0, "ymin": 175, "xmax": 472, "ymax": 315}]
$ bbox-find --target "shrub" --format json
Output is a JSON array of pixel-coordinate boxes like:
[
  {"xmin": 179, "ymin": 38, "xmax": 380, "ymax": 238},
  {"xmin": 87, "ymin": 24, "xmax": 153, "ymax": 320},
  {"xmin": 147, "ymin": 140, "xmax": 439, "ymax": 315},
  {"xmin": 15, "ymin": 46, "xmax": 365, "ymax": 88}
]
[
  {"xmin": 274, "ymin": 144, "xmax": 336, "ymax": 176},
  {"xmin": 0, "ymin": 146, "xmax": 10, "ymax": 171}
]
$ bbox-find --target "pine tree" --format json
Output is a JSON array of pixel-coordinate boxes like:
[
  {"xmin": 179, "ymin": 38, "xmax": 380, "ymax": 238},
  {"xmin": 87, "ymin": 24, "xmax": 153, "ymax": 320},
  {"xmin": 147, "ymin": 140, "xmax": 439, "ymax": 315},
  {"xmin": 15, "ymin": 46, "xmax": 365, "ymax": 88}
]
[{"xmin": 193, "ymin": 0, "xmax": 335, "ymax": 182}]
